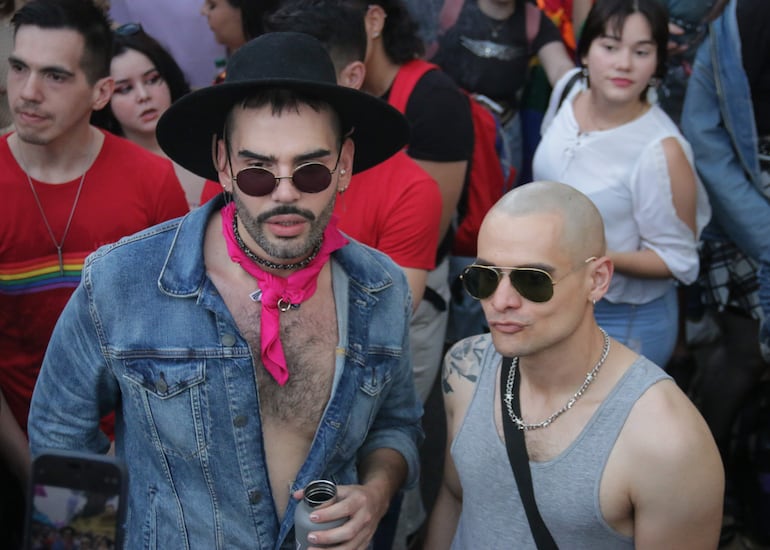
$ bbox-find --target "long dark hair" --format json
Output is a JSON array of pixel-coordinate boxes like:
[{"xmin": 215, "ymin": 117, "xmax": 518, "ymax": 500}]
[
  {"xmin": 91, "ymin": 26, "xmax": 190, "ymax": 136},
  {"xmin": 226, "ymin": 0, "xmax": 280, "ymax": 40}
]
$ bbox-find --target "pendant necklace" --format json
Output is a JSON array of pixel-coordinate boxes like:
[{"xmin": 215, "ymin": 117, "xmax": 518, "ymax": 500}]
[
  {"xmin": 486, "ymin": 15, "xmax": 507, "ymax": 39},
  {"xmin": 19, "ymin": 139, "xmax": 91, "ymax": 276}
]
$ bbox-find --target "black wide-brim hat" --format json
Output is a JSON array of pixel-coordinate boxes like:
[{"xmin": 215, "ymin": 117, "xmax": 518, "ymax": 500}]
[{"xmin": 157, "ymin": 32, "xmax": 409, "ymax": 181}]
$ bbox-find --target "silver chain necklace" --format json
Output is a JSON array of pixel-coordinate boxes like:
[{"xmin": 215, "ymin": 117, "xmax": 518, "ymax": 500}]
[
  {"xmin": 504, "ymin": 328, "xmax": 611, "ymax": 431},
  {"xmin": 21, "ymin": 149, "xmax": 89, "ymax": 277}
]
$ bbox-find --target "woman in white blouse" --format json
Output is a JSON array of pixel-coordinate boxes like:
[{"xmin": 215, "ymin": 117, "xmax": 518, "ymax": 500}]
[{"xmin": 533, "ymin": 0, "xmax": 710, "ymax": 366}]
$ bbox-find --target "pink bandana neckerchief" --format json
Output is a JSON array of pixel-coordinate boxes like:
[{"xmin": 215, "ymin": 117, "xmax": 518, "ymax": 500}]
[{"xmin": 221, "ymin": 202, "xmax": 348, "ymax": 385}]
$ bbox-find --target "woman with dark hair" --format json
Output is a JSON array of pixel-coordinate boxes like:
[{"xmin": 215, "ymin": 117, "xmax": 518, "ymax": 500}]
[
  {"xmin": 200, "ymin": 0, "xmax": 279, "ymax": 53},
  {"xmin": 533, "ymin": 0, "xmax": 711, "ymax": 367},
  {"xmin": 94, "ymin": 24, "xmax": 206, "ymax": 208}
]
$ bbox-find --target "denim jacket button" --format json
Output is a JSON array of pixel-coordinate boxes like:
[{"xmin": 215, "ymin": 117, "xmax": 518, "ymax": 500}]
[
  {"xmin": 233, "ymin": 415, "xmax": 248, "ymax": 428},
  {"xmin": 222, "ymin": 333, "xmax": 237, "ymax": 347},
  {"xmin": 155, "ymin": 378, "xmax": 168, "ymax": 393},
  {"xmin": 248, "ymin": 490, "xmax": 261, "ymax": 504}
]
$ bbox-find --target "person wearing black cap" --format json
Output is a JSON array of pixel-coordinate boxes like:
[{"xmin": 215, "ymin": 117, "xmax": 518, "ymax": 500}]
[{"xmin": 28, "ymin": 32, "xmax": 423, "ymax": 549}]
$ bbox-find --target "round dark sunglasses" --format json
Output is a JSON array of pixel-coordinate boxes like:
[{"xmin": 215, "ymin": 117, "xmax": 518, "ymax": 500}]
[
  {"xmin": 460, "ymin": 257, "xmax": 596, "ymax": 303},
  {"xmin": 231, "ymin": 148, "xmax": 343, "ymax": 197}
]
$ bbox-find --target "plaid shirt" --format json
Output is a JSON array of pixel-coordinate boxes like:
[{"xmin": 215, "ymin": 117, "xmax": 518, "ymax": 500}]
[
  {"xmin": 699, "ymin": 160, "xmax": 769, "ymax": 322},
  {"xmin": 699, "ymin": 236, "xmax": 762, "ymax": 322}
]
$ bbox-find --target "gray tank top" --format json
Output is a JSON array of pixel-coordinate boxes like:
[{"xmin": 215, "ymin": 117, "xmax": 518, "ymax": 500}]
[{"xmin": 450, "ymin": 337, "xmax": 671, "ymax": 549}]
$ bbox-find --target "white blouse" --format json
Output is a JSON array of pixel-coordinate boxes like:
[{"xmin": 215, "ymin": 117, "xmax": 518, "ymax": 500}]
[{"xmin": 533, "ymin": 68, "xmax": 711, "ymax": 305}]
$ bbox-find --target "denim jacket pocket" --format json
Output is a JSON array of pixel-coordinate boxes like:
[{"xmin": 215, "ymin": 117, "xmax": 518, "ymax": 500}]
[
  {"xmin": 334, "ymin": 358, "xmax": 393, "ymax": 458},
  {"xmin": 122, "ymin": 357, "xmax": 209, "ymax": 460}
]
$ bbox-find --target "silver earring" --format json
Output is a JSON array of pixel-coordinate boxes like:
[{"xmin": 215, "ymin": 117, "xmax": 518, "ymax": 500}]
[
  {"xmin": 592, "ymin": 298, "xmax": 596, "ymax": 306},
  {"xmin": 581, "ymin": 66, "xmax": 589, "ymax": 79},
  {"xmin": 340, "ymin": 169, "xmax": 346, "ymax": 175},
  {"xmin": 646, "ymin": 78, "xmax": 660, "ymax": 104}
]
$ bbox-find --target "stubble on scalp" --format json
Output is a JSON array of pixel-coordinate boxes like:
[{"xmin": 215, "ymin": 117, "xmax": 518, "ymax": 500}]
[{"xmin": 487, "ymin": 180, "xmax": 606, "ymax": 266}]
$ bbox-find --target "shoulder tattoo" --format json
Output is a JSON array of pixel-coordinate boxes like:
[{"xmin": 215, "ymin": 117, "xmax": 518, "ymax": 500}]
[{"xmin": 442, "ymin": 335, "xmax": 487, "ymax": 395}]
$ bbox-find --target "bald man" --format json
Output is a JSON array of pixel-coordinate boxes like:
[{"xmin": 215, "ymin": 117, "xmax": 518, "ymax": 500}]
[{"xmin": 424, "ymin": 181, "xmax": 724, "ymax": 549}]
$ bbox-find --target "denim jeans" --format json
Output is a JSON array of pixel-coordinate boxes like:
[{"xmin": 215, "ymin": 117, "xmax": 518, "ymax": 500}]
[{"xmin": 595, "ymin": 285, "xmax": 679, "ymax": 367}]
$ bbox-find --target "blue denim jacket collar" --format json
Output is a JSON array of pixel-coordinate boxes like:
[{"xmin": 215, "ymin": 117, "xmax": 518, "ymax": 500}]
[{"xmin": 158, "ymin": 195, "xmax": 397, "ymax": 299}]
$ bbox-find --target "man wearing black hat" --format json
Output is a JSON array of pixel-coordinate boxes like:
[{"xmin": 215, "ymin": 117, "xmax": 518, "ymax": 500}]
[{"xmin": 28, "ymin": 32, "xmax": 423, "ymax": 549}]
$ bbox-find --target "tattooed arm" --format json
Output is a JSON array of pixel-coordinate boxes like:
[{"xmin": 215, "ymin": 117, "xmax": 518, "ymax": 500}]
[{"xmin": 424, "ymin": 335, "xmax": 489, "ymax": 550}]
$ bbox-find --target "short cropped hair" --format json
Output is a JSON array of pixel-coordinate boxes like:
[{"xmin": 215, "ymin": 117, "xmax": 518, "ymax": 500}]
[
  {"xmin": 343, "ymin": 0, "xmax": 424, "ymax": 63},
  {"xmin": 266, "ymin": 0, "xmax": 367, "ymax": 73},
  {"xmin": 223, "ymin": 89, "xmax": 345, "ymax": 152},
  {"xmin": 11, "ymin": 0, "xmax": 113, "ymax": 84}
]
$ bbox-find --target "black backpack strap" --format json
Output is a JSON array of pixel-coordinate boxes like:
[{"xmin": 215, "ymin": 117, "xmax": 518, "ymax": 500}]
[
  {"xmin": 557, "ymin": 70, "xmax": 582, "ymax": 110},
  {"xmin": 500, "ymin": 357, "xmax": 559, "ymax": 549}
]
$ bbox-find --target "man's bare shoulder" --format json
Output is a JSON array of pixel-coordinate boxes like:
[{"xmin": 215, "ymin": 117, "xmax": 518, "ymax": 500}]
[
  {"xmin": 442, "ymin": 334, "xmax": 494, "ymax": 404},
  {"xmin": 624, "ymin": 375, "xmax": 718, "ymax": 462},
  {"xmin": 614, "ymin": 369, "xmax": 724, "ymax": 547}
]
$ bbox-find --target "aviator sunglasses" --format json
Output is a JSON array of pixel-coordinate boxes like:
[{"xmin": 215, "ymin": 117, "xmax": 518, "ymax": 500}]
[
  {"xmin": 228, "ymin": 144, "xmax": 344, "ymax": 197},
  {"xmin": 460, "ymin": 257, "xmax": 596, "ymax": 303}
]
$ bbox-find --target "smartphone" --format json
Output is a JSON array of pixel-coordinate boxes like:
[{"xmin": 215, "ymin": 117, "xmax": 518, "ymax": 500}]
[{"xmin": 23, "ymin": 450, "xmax": 127, "ymax": 550}]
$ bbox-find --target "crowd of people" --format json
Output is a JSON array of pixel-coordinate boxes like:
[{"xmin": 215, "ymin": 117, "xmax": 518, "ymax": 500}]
[{"xmin": 1, "ymin": 0, "xmax": 768, "ymax": 548}]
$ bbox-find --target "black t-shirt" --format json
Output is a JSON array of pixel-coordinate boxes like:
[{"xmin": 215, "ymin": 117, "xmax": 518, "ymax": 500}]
[
  {"xmin": 431, "ymin": 0, "xmax": 562, "ymax": 107},
  {"xmin": 385, "ymin": 68, "xmax": 474, "ymax": 163},
  {"xmin": 737, "ymin": 0, "xmax": 770, "ymax": 136},
  {"xmin": 383, "ymin": 66, "xmax": 474, "ymax": 260}
]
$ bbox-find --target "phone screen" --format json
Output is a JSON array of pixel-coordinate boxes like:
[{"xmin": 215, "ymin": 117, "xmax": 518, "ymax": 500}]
[{"xmin": 25, "ymin": 452, "xmax": 126, "ymax": 550}]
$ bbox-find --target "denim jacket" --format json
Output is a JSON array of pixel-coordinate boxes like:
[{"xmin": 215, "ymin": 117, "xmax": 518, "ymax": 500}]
[
  {"xmin": 681, "ymin": 0, "xmax": 770, "ymax": 345},
  {"xmin": 29, "ymin": 196, "xmax": 423, "ymax": 549}
]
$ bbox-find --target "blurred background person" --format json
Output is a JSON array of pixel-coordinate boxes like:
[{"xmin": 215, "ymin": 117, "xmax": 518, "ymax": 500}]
[
  {"xmin": 201, "ymin": 0, "xmax": 280, "ymax": 83},
  {"xmin": 682, "ymin": 0, "xmax": 770, "ymax": 544},
  {"xmin": 110, "ymin": 0, "xmax": 225, "ymax": 88},
  {"xmin": 92, "ymin": 24, "xmax": 206, "ymax": 208},
  {"xmin": 428, "ymin": 0, "xmax": 574, "ymax": 186}
]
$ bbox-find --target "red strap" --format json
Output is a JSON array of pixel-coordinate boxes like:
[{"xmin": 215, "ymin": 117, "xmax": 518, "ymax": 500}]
[{"xmin": 388, "ymin": 59, "xmax": 439, "ymax": 114}]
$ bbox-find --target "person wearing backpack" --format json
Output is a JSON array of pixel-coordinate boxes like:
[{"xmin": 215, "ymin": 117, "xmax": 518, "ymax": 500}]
[
  {"xmin": 417, "ymin": 0, "xmax": 574, "ymax": 344},
  {"xmin": 430, "ymin": 0, "xmax": 574, "ymax": 188},
  {"xmin": 345, "ymin": 0, "xmax": 474, "ymax": 404}
]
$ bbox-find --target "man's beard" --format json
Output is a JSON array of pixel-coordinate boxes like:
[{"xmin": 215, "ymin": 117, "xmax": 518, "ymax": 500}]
[{"xmin": 232, "ymin": 191, "xmax": 336, "ymax": 261}]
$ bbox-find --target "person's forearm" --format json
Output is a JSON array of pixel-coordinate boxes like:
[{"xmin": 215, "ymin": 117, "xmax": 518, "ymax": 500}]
[
  {"xmin": 424, "ymin": 484, "xmax": 462, "ymax": 550},
  {"xmin": 358, "ymin": 447, "xmax": 408, "ymax": 520},
  {"xmin": 0, "ymin": 388, "xmax": 31, "ymax": 485},
  {"xmin": 608, "ymin": 248, "xmax": 673, "ymax": 279}
]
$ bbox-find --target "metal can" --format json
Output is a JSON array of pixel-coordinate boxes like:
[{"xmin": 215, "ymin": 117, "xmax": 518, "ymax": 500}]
[{"xmin": 294, "ymin": 480, "xmax": 347, "ymax": 549}]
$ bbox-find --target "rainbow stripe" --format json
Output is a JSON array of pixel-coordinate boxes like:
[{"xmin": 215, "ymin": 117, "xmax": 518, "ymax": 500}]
[{"xmin": 0, "ymin": 252, "xmax": 88, "ymax": 295}]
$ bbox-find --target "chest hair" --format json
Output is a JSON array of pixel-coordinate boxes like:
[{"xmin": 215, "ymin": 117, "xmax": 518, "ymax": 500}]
[{"xmin": 228, "ymin": 289, "xmax": 339, "ymax": 432}]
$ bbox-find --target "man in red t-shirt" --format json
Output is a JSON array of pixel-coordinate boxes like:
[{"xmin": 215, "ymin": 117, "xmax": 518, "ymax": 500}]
[{"xmin": 0, "ymin": 0, "xmax": 188, "ymax": 499}]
